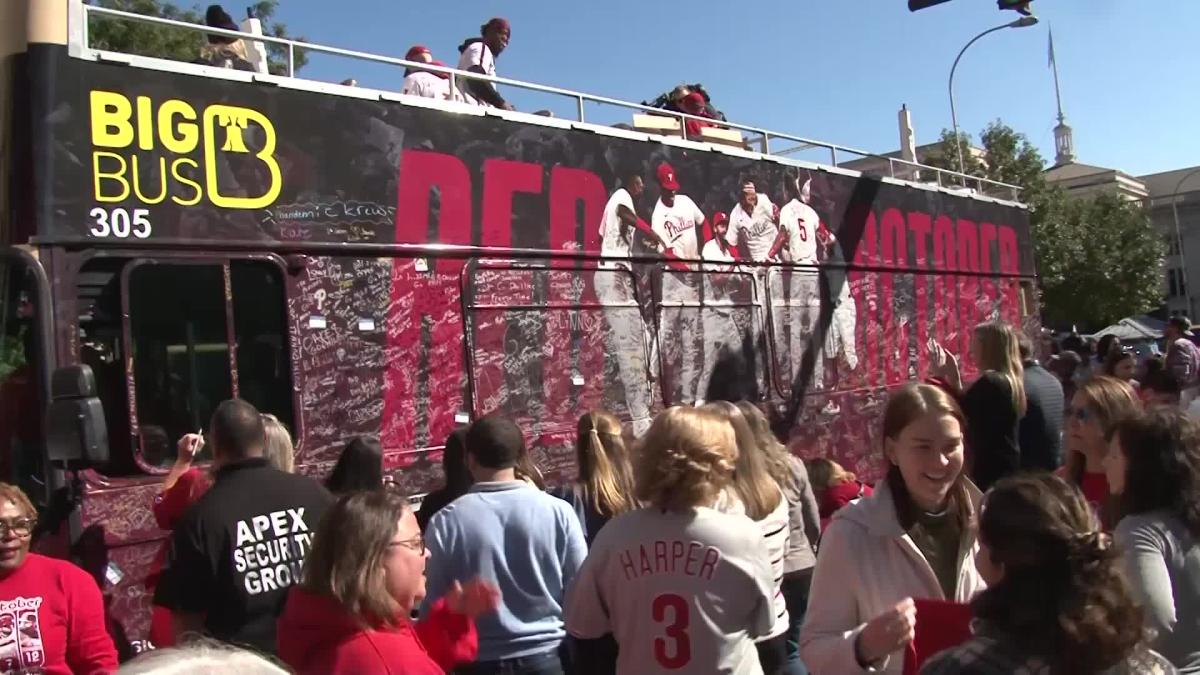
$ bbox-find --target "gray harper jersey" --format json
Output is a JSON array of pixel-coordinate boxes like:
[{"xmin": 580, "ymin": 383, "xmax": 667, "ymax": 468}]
[{"xmin": 565, "ymin": 507, "xmax": 775, "ymax": 675}]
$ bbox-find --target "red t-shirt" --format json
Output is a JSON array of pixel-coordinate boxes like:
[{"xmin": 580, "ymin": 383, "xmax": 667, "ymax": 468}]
[
  {"xmin": 0, "ymin": 553, "xmax": 117, "ymax": 674},
  {"xmin": 1079, "ymin": 471, "xmax": 1110, "ymax": 514}
]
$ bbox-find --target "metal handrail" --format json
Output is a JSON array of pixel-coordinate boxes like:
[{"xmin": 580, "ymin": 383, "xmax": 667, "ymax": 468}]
[{"xmin": 76, "ymin": 3, "xmax": 1024, "ymax": 202}]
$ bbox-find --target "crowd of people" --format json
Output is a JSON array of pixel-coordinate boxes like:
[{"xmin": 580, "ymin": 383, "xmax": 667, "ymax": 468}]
[{"xmin": 0, "ymin": 315, "xmax": 1197, "ymax": 673}]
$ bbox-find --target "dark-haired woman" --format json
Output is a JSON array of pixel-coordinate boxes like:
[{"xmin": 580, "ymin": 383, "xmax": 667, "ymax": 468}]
[
  {"xmin": 801, "ymin": 384, "xmax": 984, "ymax": 674},
  {"xmin": 920, "ymin": 473, "xmax": 1175, "ymax": 674},
  {"xmin": 417, "ymin": 428, "xmax": 472, "ymax": 532},
  {"xmin": 1106, "ymin": 408, "xmax": 1200, "ymax": 673},
  {"xmin": 1059, "ymin": 376, "xmax": 1140, "ymax": 525},
  {"xmin": 277, "ymin": 491, "xmax": 500, "ymax": 674},
  {"xmin": 551, "ymin": 411, "xmax": 637, "ymax": 545},
  {"xmin": 1104, "ymin": 348, "xmax": 1139, "ymax": 388},
  {"xmin": 326, "ymin": 436, "xmax": 383, "ymax": 495}
]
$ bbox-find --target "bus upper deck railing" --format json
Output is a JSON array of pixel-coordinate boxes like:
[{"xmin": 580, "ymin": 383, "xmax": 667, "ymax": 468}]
[{"xmin": 68, "ymin": 1, "xmax": 1024, "ymax": 204}]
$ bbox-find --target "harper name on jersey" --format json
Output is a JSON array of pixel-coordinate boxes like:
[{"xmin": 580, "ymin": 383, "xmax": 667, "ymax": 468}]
[{"xmin": 619, "ymin": 540, "xmax": 721, "ymax": 582}]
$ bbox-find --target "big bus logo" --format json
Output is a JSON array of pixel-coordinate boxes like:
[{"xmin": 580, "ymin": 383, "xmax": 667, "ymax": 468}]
[{"xmin": 89, "ymin": 90, "xmax": 281, "ymax": 209}]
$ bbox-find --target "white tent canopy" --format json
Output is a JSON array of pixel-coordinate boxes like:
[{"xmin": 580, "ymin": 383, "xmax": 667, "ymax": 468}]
[{"xmin": 1087, "ymin": 315, "xmax": 1165, "ymax": 342}]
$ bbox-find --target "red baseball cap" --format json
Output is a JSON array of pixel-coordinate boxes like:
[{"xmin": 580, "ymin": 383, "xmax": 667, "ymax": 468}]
[
  {"xmin": 712, "ymin": 211, "xmax": 729, "ymax": 227},
  {"xmin": 405, "ymin": 45, "xmax": 432, "ymax": 61},
  {"xmin": 657, "ymin": 162, "xmax": 680, "ymax": 191},
  {"xmin": 483, "ymin": 17, "xmax": 511, "ymax": 34}
]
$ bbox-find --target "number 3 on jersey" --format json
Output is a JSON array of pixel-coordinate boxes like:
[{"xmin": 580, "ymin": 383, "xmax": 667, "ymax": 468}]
[{"xmin": 652, "ymin": 593, "xmax": 691, "ymax": 669}]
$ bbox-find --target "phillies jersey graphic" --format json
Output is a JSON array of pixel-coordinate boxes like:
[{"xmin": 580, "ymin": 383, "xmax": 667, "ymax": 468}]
[
  {"xmin": 652, "ymin": 195, "xmax": 705, "ymax": 261},
  {"xmin": 0, "ymin": 597, "xmax": 44, "ymax": 673},
  {"xmin": 778, "ymin": 199, "xmax": 821, "ymax": 265},
  {"xmin": 728, "ymin": 195, "xmax": 778, "ymax": 262}
]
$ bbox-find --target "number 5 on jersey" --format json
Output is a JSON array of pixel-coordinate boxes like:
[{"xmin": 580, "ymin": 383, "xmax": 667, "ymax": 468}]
[{"xmin": 652, "ymin": 593, "xmax": 691, "ymax": 669}]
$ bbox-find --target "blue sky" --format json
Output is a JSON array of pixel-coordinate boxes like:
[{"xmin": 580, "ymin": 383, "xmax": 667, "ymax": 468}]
[{"xmin": 284, "ymin": 0, "xmax": 1197, "ymax": 177}]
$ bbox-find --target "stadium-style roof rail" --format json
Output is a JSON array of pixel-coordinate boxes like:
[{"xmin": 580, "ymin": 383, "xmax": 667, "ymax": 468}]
[{"xmin": 68, "ymin": 1, "xmax": 1024, "ymax": 204}]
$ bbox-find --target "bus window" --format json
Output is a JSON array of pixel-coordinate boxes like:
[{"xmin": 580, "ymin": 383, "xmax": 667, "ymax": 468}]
[
  {"xmin": 466, "ymin": 263, "xmax": 655, "ymax": 431},
  {"xmin": 127, "ymin": 262, "xmax": 232, "ymax": 468},
  {"xmin": 655, "ymin": 267, "xmax": 766, "ymax": 406},
  {"xmin": 230, "ymin": 261, "xmax": 294, "ymax": 434},
  {"xmin": 76, "ymin": 257, "xmax": 294, "ymax": 474},
  {"xmin": 0, "ymin": 259, "xmax": 46, "ymax": 504}
]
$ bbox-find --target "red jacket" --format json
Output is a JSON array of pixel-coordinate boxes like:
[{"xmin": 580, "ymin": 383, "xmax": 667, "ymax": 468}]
[
  {"xmin": 0, "ymin": 553, "xmax": 117, "ymax": 674},
  {"xmin": 277, "ymin": 587, "xmax": 478, "ymax": 675}
]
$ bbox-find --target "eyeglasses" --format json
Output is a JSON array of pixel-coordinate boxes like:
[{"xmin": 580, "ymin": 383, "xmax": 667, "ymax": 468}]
[
  {"xmin": 0, "ymin": 518, "xmax": 36, "ymax": 538},
  {"xmin": 1066, "ymin": 406, "xmax": 1093, "ymax": 422},
  {"xmin": 388, "ymin": 534, "xmax": 425, "ymax": 554}
]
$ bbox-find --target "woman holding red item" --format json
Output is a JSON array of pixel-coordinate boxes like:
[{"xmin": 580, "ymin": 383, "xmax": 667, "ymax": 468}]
[
  {"xmin": 1058, "ymin": 376, "xmax": 1139, "ymax": 527},
  {"xmin": 806, "ymin": 458, "xmax": 873, "ymax": 529},
  {"xmin": 277, "ymin": 490, "xmax": 500, "ymax": 674},
  {"xmin": 147, "ymin": 432, "xmax": 210, "ymax": 647}
]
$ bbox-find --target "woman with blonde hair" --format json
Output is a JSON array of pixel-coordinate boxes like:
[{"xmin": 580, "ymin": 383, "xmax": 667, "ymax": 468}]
[
  {"xmin": 261, "ymin": 413, "xmax": 295, "ymax": 473},
  {"xmin": 565, "ymin": 407, "xmax": 776, "ymax": 674},
  {"xmin": 805, "ymin": 457, "xmax": 873, "ymax": 525},
  {"xmin": 704, "ymin": 401, "xmax": 791, "ymax": 673},
  {"xmin": 802, "ymin": 384, "xmax": 984, "ymax": 674},
  {"xmin": 931, "ymin": 320, "xmax": 1027, "ymax": 491},
  {"xmin": 551, "ymin": 411, "xmax": 637, "ymax": 545},
  {"xmin": 1060, "ymin": 375, "xmax": 1140, "ymax": 525},
  {"xmin": 737, "ymin": 401, "xmax": 822, "ymax": 675}
]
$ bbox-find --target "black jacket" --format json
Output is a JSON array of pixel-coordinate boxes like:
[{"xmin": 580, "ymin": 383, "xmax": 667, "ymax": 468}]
[{"xmin": 1019, "ymin": 360, "xmax": 1065, "ymax": 472}]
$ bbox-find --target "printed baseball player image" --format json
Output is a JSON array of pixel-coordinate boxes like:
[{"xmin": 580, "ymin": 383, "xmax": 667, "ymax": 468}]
[
  {"xmin": 596, "ymin": 170, "xmax": 662, "ymax": 433},
  {"xmin": 697, "ymin": 212, "xmax": 746, "ymax": 403},
  {"xmin": 768, "ymin": 175, "xmax": 858, "ymax": 393},
  {"xmin": 650, "ymin": 162, "xmax": 707, "ymax": 405},
  {"xmin": 726, "ymin": 179, "xmax": 780, "ymax": 263}
]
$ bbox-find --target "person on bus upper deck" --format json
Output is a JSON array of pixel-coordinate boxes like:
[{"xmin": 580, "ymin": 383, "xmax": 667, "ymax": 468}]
[
  {"xmin": 727, "ymin": 179, "xmax": 779, "ymax": 263},
  {"xmin": 0, "ymin": 482, "xmax": 118, "ymax": 674},
  {"xmin": 800, "ymin": 384, "xmax": 985, "ymax": 675},
  {"xmin": 1016, "ymin": 332, "xmax": 1064, "ymax": 472},
  {"xmin": 422, "ymin": 415, "xmax": 585, "ymax": 675},
  {"xmin": 154, "ymin": 399, "xmax": 333, "ymax": 654},
  {"xmin": 197, "ymin": 5, "xmax": 254, "ymax": 71},
  {"xmin": 402, "ymin": 45, "xmax": 455, "ymax": 101},
  {"xmin": 929, "ymin": 321, "xmax": 1026, "ymax": 492},
  {"xmin": 456, "ymin": 18, "xmax": 514, "ymax": 110},
  {"xmin": 678, "ymin": 92, "xmax": 715, "ymax": 138}
]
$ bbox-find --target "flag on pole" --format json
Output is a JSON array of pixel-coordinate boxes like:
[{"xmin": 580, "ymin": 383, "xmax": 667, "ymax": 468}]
[{"xmin": 1048, "ymin": 28, "xmax": 1056, "ymax": 69}]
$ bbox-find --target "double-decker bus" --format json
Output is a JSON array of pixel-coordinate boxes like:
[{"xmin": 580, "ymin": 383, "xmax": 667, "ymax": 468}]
[{"xmin": 1, "ymin": 0, "xmax": 1036, "ymax": 652}]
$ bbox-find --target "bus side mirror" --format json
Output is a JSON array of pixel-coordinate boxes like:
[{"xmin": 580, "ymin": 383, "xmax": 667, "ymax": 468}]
[{"xmin": 46, "ymin": 365, "xmax": 110, "ymax": 467}]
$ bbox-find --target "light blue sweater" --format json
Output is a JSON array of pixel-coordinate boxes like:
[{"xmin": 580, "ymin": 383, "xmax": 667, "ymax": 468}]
[{"xmin": 422, "ymin": 480, "xmax": 587, "ymax": 661}]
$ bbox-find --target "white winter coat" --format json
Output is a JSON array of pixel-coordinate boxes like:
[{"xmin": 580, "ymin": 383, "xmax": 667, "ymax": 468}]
[{"xmin": 800, "ymin": 478, "xmax": 986, "ymax": 674}]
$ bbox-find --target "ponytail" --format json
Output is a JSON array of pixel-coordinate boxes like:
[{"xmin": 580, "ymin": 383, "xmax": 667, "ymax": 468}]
[{"xmin": 576, "ymin": 412, "xmax": 637, "ymax": 518}]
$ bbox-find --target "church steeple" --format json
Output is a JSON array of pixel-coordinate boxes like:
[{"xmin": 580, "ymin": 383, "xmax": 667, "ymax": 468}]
[{"xmin": 1049, "ymin": 28, "xmax": 1075, "ymax": 166}]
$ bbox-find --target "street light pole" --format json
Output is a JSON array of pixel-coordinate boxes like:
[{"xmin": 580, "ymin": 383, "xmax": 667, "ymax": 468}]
[
  {"xmin": 948, "ymin": 16, "xmax": 1040, "ymax": 177},
  {"xmin": 1171, "ymin": 167, "xmax": 1200, "ymax": 318}
]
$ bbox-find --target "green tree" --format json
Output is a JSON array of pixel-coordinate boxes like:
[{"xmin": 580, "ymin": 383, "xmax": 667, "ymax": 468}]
[
  {"xmin": 923, "ymin": 120, "xmax": 1165, "ymax": 327},
  {"xmin": 87, "ymin": 0, "xmax": 307, "ymax": 75}
]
